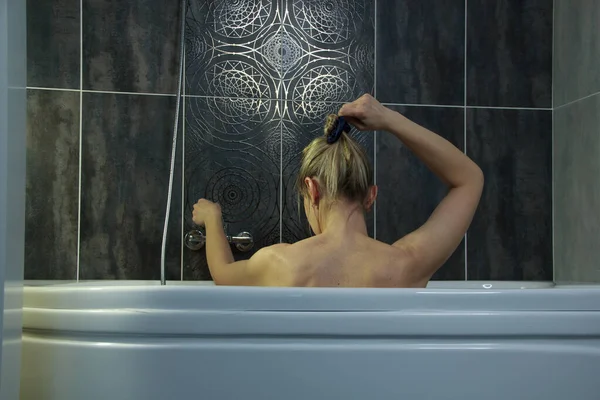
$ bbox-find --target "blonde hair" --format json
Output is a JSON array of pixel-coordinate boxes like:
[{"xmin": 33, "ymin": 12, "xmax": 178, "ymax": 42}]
[{"xmin": 296, "ymin": 114, "xmax": 373, "ymax": 208}]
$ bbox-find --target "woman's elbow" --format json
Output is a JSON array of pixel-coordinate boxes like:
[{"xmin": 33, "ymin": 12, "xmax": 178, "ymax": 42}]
[
  {"xmin": 467, "ymin": 163, "xmax": 484, "ymax": 191},
  {"xmin": 474, "ymin": 166, "xmax": 484, "ymax": 187}
]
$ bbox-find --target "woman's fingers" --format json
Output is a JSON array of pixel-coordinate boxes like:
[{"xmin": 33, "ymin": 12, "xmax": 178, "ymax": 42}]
[
  {"xmin": 339, "ymin": 102, "xmax": 363, "ymax": 118},
  {"xmin": 339, "ymin": 104, "xmax": 367, "ymax": 130},
  {"xmin": 344, "ymin": 116, "xmax": 366, "ymax": 131}
]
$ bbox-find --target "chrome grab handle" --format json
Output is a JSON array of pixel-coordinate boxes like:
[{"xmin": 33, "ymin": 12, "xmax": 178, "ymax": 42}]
[
  {"xmin": 184, "ymin": 229, "xmax": 205, "ymax": 251},
  {"xmin": 184, "ymin": 229, "xmax": 254, "ymax": 252}
]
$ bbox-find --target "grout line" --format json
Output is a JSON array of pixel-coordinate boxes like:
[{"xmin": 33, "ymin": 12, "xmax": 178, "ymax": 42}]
[
  {"xmin": 554, "ymin": 90, "xmax": 600, "ymax": 111},
  {"xmin": 551, "ymin": 0, "xmax": 555, "ymax": 281},
  {"xmin": 464, "ymin": 0, "xmax": 468, "ymax": 281},
  {"xmin": 382, "ymin": 102, "xmax": 552, "ymax": 111},
  {"xmin": 24, "ymin": 87, "xmax": 558, "ymax": 110},
  {"xmin": 551, "ymin": 103, "xmax": 555, "ymax": 283},
  {"xmin": 76, "ymin": 0, "xmax": 83, "ymax": 282},
  {"xmin": 82, "ymin": 89, "xmax": 177, "ymax": 97},
  {"xmin": 279, "ymin": 101, "xmax": 283, "ymax": 243},
  {"xmin": 26, "ymin": 86, "xmax": 179, "ymax": 97},
  {"xmin": 468, "ymin": 105, "xmax": 552, "ymax": 111},
  {"xmin": 279, "ymin": 0, "xmax": 284, "ymax": 244},
  {"xmin": 551, "ymin": 0, "xmax": 555, "ymax": 109},
  {"xmin": 26, "ymin": 86, "xmax": 79, "ymax": 92},
  {"xmin": 26, "ymin": 87, "xmax": 556, "ymax": 110},
  {"xmin": 278, "ymin": 0, "xmax": 285, "ymax": 244},
  {"xmin": 383, "ymin": 102, "xmax": 464, "ymax": 109},
  {"xmin": 181, "ymin": 49, "xmax": 186, "ymax": 281},
  {"xmin": 373, "ymin": 0, "xmax": 378, "ymax": 240}
]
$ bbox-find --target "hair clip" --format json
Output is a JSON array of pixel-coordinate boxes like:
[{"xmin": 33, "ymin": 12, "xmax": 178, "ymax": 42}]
[{"xmin": 327, "ymin": 116, "xmax": 352, "ymax": 144}]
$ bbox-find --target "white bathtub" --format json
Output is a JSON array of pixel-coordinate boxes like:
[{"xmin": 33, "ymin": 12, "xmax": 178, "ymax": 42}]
[{"xmin": 21, "ymin": 281, "xmax": 600, "ymax": 400}]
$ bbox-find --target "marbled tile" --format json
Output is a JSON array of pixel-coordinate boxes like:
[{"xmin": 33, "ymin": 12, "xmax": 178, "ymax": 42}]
[
  {"xmin": 281, "ymin": 100, "xmax": 374, "ymax": 243},
  {"xmin": 466, "ymin": 108, "xmax": 552, "ymax": 280},
  {"xmin": 554, "ymin": 95, "xmax": 600, "ymax": 283},
  {"xmin": 185, "ymin": 0, "xmax": 281, "ymax": 99},
  {"xmin": 79, "ymin": 93, "xmax": 182, "ymax": 280},
  {"xmin": 376, "ymin": 0, "xmax": 464, "ymax": 105},
  {"xmin": 183, "ymin": 97, "xmax": 281, "ymax": 280},
  {"xmin": 281, "ymin": 0, "xmax": 375, "ymax": 102},
  {"xmin": 467, "ymin": 0, "xmax": 552, "ymax": 108},
  {"xmin": 82, "ymin": 0, "xmax": 179, "ymax": 93},
  {"xmin": 25, "ymin": 89, "xmax": 79, "ymax": 279},
  {"xmin": 376, "ymin": 105, "xmax": 465, "ymax": 280},
  {"xmin": 27, "ymin": 0, "xmax": 80, "ymax": 88},
  {"xmin": 554, "ymin": 0, "xmax": 600, "ymax": 106}
]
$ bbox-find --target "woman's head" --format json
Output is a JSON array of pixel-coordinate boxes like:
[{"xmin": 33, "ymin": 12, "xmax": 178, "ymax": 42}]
[{"xmin": 296, "ymin": 114, "xmax": 377, "ymax": 234}]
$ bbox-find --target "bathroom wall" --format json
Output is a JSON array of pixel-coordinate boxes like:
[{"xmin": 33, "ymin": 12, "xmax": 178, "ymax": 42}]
[
  {"xmin": 553, "ymin": 0, "xmax": 600, "ymax": 283},
  {"xmin": 26, "ymin": 0, "xmax": 182, "ymax": 280},
  {"xmin": 26, "ymin": 0, "xmax": 553, "ymax": 282}
]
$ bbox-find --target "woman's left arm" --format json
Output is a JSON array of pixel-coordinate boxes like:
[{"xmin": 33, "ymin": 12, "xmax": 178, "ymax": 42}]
[{"xmin": 193, "ymin": 199, "xmax": 272, "ymax": 286}]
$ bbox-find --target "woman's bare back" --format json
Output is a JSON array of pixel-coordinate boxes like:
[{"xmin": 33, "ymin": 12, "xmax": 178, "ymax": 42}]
[{"xmin": 269, "ymin": 234, "xmax": 422, "ymax": 288}]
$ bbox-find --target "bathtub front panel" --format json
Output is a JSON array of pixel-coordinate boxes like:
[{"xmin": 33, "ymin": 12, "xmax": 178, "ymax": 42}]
[{"xmin": 22, "ymin": 332, "xmax": 600, "ymax": 400}]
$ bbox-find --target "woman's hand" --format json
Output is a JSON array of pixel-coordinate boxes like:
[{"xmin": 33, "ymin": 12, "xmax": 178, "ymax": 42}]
[
  {"xmin": 192, "ymin": 199, "xmax": 222, "ymax": 227},
  {"xmin": 338, "ymin": 94, "xmax": 398, "ymax": 131}
]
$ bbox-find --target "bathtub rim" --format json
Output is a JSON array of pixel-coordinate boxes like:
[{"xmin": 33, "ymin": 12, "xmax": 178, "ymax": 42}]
[
  {"xmin": 22, "ymin": 280, "xmax": 600, "ymax": 313},
  {"xmin": 24, "ymin": 279, "xmax": 556, "ymax": 289}
]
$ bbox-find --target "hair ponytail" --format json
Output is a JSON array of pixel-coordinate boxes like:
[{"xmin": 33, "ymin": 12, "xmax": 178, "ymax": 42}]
[{"xmin": 296, "ymin": 115, "xmax": 373, "ymax": 207}]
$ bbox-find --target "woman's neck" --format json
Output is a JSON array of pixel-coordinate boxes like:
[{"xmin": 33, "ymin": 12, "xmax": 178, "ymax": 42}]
[{"xmin": 319, "ymin": 200, "xmax": 368, "ymax": 236}]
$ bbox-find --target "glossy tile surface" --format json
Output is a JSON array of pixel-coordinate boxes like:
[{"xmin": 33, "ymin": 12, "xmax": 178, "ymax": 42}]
[
  {"xmin": 183, "ymin": 97, "xmax": 281, "ymax": 279},
  {"xmin": 467, "ymin": 108, "xmax": 552, "ymax": 280},
  {"xmin": 27, "ymin": 0, "xmax": 80, "ymax": 88},
  {"xmin": 185, "ymin": 0, "xmax": 281, "ymax": 99},
  {"xmin": 79, "ymin": 93, "xmax": 182, "ymax": 279},
  {"xmin": 185, "ymin": 0, "xmax": 374, "ymax": 102},
  {"xmin": 281, "ymin": 0, "xmax": 375, "ymax": 102},
  {"xmin": 376, "ymin": 0, "xmax": 464, "ymax": 105},
  {"xmin": 82, "ymin": 0, "xmax": 179, "ymax": 93},
  {"xmin": 553, "ymin": 0, "xmax": 600, "ymax": 106},
  {"xmin": 25, "ymin": 90, "xmax": 80, "ymax": 279},
  {"xmin": 554, "ymin": 95, "xmax": 600, "ymax": 283},
  {"xmin": 24, "ymin": 0, "xmax": 558, "ymax": 283},
  {"xmin": 376, "ymin": 105, "xmax": 465, "ymax": 280},
  {"xmin": 467, "ymin": 0, "xmax": 552, "ymax": 107}
]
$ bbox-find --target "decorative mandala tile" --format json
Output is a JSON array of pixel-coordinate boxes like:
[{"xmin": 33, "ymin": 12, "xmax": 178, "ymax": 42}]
[
  {"xmin": 186, "ymin": 0, "xmax": 282, "ymax": 98},
  {"xmin": 183, "ymin": 96, "xmax": 282, "ymax": 278},
  {"xmin": 282, "ymin": 0, "xmax": 375, "ymax": 102},
  {"xmin": 185, "ymin": 0, "xmax": 374, "ymax": 101}
]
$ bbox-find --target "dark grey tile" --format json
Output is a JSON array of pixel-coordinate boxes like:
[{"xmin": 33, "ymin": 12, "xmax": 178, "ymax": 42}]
[
  {"xmin": 183, "ymin": 97, "xmax": 281, "ymax": 280},
  {"xmin": 553, "ymin": 0, "xmax": 600, "ymax": 106},
  {"xmin": 80, "ymin": 93, "xmax": 182, "ymax": 280},
  {"xmin": 282, "ymin": 0, "xmax": 375, "ymax": 102},
  {"xmin": 375, "ymin": 105, "xmax": 465, "ymax": 280},
  {"xmin": 466, "ymin": 108, "xmax": 551, "ymax": 281},
  {"xmin": 185, "ymin": 0, "xmax": 281, "ymax": 98},
  {"xmin": 281, "ymin": 100, "xmax": 374, "ymax": 243},
  {"xmin": 27, "ymin": 0, "xmax": 80, "ymax": 88},
  {"xmin": 82, "ymin": 0, "xmax": 179, "ymax": 93},
  {"xmin": 25, "ymin": 90, "xmax": 80, "ymax": 280},
  {"xmin": 467, "ymin": 0, "xmax": 552, "ymax": 108},
  {"xmin": 376, "ymin": 0, "xmax": 464, "ymax": 105},
  {"xmin": 554, "ymin": 95, "xmax": 600, "ymax": 283}
]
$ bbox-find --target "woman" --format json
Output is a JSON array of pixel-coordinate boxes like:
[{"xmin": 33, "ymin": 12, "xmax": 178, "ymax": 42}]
[{"xmin": 192, "ymin": 94, "xmax": 483, "ymax": 287}]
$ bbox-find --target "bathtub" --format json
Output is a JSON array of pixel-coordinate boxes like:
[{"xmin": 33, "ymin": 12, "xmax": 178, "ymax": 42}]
[{"xmin": 21, "ymin": 281, "xmax": 600, "ymax": 400}]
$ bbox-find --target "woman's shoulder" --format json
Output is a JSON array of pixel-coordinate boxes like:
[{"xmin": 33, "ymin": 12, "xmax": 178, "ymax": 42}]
[
  {"xmin": 251, "ymin": 243, "xmax": 296, "ymax": 270},
  {"xmin": 257, "ymin": 240, "xmax": 317, "ymax": 268},
  {"xmin": 248, "ymin": 243, "xmax": 300, "ymax": 285},
  {"xmin": 253, "ymin": 243, "xmax": 291, "ymax": 259}
]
